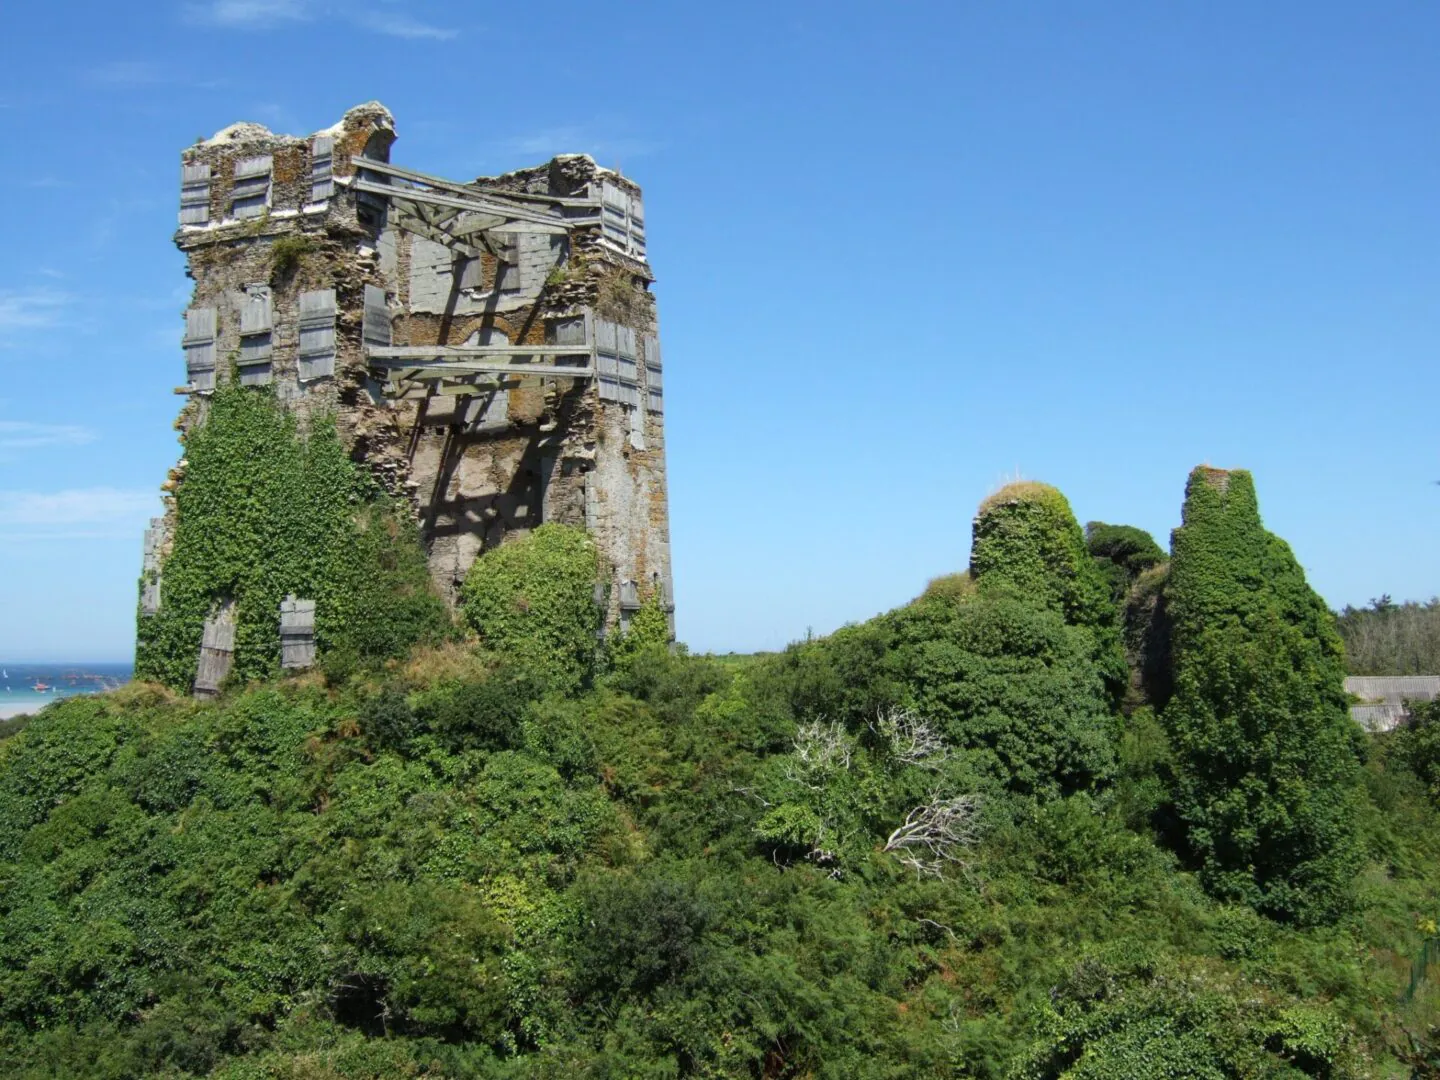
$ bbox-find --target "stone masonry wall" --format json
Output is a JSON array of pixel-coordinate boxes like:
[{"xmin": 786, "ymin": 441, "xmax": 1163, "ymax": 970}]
[{"xmin": 148, "ymin": 102, "xmax": 674, "ymax": 647}]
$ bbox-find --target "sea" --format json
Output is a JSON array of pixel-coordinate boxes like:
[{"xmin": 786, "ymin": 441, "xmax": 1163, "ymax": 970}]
[{"xmin": 0, "ymin": 662, "xmax": 133, "ymax": 719}]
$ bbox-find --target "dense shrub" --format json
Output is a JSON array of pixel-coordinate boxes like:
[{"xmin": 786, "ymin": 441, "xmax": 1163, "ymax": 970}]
[
  {"xmin": 459, "ymin": 523, "xmax": 601, "ymax": 691},
  {"xmin": 1163, "ymin": 466, "xmax": 1364, "ymax": 924}
]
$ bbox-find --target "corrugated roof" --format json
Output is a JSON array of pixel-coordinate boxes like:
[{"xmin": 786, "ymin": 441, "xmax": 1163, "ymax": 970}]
[
  {"xmin": 1344, "ymin": 676, "xmax": 1440, "ymax": 733},
  {"xmin": 1345, "ymin": 676, "xmax": 1440, "ymax": 704}
]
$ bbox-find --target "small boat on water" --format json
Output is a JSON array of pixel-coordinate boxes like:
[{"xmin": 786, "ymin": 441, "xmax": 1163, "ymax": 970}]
[{"xmin": 32, "ymin": 682, "xmax": 51, "ymax": 693}]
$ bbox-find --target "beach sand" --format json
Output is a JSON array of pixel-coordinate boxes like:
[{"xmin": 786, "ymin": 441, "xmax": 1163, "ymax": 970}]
[{"xmin": 0, "ymin": 703, "xmax": 39, "ymax": 721}]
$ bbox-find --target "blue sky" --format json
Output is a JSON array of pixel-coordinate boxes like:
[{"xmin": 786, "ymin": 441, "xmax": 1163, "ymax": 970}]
[{"xmin": 0, "ymin": 1, "xmax": 1435, "ymax": 661}]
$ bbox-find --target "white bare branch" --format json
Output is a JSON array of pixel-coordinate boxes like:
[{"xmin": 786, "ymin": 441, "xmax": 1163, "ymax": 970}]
[
  {"xmin": 874, "ymin": 706, "xmax": 950, "ymax": 770},
  {"xmin": 883, "ymin": 792, "xmax": 982, "ymax": 877},
  {"xmin": 784, "ymin": 719, "xmax": 852, "ymax": 787}
]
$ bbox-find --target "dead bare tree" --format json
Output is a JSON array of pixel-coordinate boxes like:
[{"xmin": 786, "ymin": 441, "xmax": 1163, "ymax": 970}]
[
  {"xmin": 784, "ymin": 719, "xmax": 852, "ymax": 789},
  {"xmin": 873, "ymin": 706, "xmax": 950, "ymax": 770},
  {"xmin": 883, "ymin": 792, "xmax": 982, "ymax": 877}
]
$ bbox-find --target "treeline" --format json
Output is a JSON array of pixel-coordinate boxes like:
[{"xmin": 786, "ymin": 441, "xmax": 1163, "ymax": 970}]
[
  {"xmin": 1335, "ymin": 596, "xmax": 1440, "ymax": 676},
  {"xmin": 0, "ymin": 468, "xmax": 1436, "ymax": 1077}
]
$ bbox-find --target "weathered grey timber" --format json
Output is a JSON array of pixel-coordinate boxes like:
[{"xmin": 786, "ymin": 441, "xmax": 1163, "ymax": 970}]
[
  {"xmin": 1345, "ymin": 675, "xmax": 1440, "ymax": 732},
  {"xmin": 279, "ymin": 596, "xmax": 317, "ymax": 670},
  {"xmin": 194, "ymin": 604, "xmax": 236, "ymax": 698},
  {"xmin": 143, "ymin": 102, "xmax": 675, "ymax": 687}
]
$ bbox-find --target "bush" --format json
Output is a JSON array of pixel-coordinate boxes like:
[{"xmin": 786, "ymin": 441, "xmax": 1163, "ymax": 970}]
[
  {"xmin": 459, "ymin": 524, "xmax": 601, "ymax": 691},
  {"xmin": 1163, "ymin": 466, "xmax": 1364, "ymax": 924}
]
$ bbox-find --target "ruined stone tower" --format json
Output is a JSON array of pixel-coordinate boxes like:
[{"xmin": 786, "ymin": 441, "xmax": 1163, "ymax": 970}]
[{"xmin": 142, "ymin": 103, "xmax": 673, "ymax": 680}]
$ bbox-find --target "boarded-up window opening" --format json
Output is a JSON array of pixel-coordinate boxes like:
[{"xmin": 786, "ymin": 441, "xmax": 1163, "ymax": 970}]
[
  {"xmin": 310, "ymin": 136, "xmax": 334, "ymax": 203},
  {"xmin": 183, "ymin": 306, "xmax": 217, "ymax": 391},
  {"xmin": 498, "ymin": 235, "xmax": 523, "ymax": 293},
  {"xmin": 193, "ymin": 603, "xmax": 236, "ymax": 698},
  {"xmin": 362, "ymin": 284, "xmax": 391, "ymax": 349},
  {"xmin": 141, "ymin": 516, "xmax": 164, "ymax": 616},
  {"xmin": 237, "ymin": 286, "xmax": 273, "ymax": 386},
  {"xmin": 231, "ymin": 155, "xmax": 272, "ymax": 220},
  {"xmin": 180, "ymin": 162, "xmax": 211, "ymax": 225},
  {"xmin": 595, "ymin": 316, "xmax": 641, "ymax": 405},
  {"xmin": 279, "ymin": 595, "xmax": 317, "ymax": 670},
  {"xmin": 643, "ymin": 331, "xmax": 663, "ymax": 413},
  {"xmin": 297, "ymin": 289, "xmax": 337, "ymax": 380},
  {"xmin": 599, "ymin": 181, "xmax": 647, "ymax": 261}
]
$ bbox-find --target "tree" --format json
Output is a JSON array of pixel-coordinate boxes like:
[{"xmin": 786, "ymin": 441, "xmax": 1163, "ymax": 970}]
[{"xmin": 1162, "ymin": 466, "xmax": 1363, "ymax": 924}]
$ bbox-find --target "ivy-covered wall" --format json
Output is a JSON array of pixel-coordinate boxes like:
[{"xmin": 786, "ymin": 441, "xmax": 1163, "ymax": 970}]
[
  {"xmin": 970, "ymin": 482, "xmax": 1127, "ymax": 698},
  {"xmin": 135, "ymin": 384, "xmax": 451, "ymax": 691}
]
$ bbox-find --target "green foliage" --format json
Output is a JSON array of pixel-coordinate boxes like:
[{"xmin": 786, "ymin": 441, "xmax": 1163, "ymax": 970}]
[
  {"xmin": 134, "ymin": 384, "xmax": 450, "ymax": 691},
  {"xmin": 459, "ymin": 523, "xmax": 601, "ymax": 691},
  {"xmin": 268, "ymin": 233, "xmax": 316, "ymax": 286},
  {"xmin": 8, "ymin": 467, "xmax": 1440, "ymax": 1076},
  {"xmin": 606, "ymin": 593, "xmax": 673, "ymax": 678},
  {"xmin": 1393, "ymin": 698, "xmax": 1440, "ymax": 803},
  {"xmin": 971, "ymin": 483, "xmax": 1127, "ymax": 699},
  {"xmin": 1163, "ymin": 467, "xmax": 1364, "ymax": 924},
  {"xmin": 1085, "ymin": 520, "xmax": 1166, "ymax": 602}
]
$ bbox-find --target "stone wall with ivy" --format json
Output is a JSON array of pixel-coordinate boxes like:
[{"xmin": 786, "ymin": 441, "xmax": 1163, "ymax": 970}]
[{"xmin": 135, "ymin": 383, "xmax": 451, "ymax": 691}]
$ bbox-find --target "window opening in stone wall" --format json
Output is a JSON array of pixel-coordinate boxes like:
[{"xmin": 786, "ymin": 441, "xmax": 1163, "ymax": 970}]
[
  {"xmin": 180, "ymin": 162, "xmax": 210, "ymax": 225},
  {"xmin": 310, "ymin": 135, "xmax": 334, "ymax": 203},
  {"xmin": 297, "ymin": 289, "xmax": 336, "ymax": 380},
  {"xmin": 183, "ymin": 306, "xmax": 217, "ymax": 391},
  {"xmin": 237, "ymin": 285, "xmax": 274, "ymax": 386},
  {"xmin": 231, "ymin": 155, "xmax": 272, "ymax": 220}
]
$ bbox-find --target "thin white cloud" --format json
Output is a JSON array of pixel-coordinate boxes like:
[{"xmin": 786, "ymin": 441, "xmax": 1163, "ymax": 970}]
[
  {"xmin": 183, "ymin": 1, "xmax": 455, "ymax": 38},
  {"xmin": 0, "ymin": 289, "xmax": 71, "ymax": 335},
  {"xmin": 492, "ymin": 126, "xmax": 657, "ymax": 167},
  {"xmin": 0, "ymin": 422, "xmax": 97, "ymax": 453},
  {"xmin": 0, "ymin": 488, "xmax": 158, "ymax": 541},
  {"xmin": 184, "ymin": 0, "xmax": 310, "ymax": 28},
  {"xmin": 86, "ymin": 60, "xmax": 165, "ymax": 86},
  {"xmin": 357, "ymin": 11, "xmax": 456, "ymax": 39}
]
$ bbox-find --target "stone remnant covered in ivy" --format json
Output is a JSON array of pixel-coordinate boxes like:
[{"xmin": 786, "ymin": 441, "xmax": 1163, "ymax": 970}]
[
  {"xmin": 1163, "ymin": 465, "xmax": 1363, "ymax": 924},
  {"xmin": 970, "ymin": 481, "xmax": 1127, "ymax": 700},
  {"xmin": 139, "ymin": 103, "xmax": 675, "ymax": 691}
]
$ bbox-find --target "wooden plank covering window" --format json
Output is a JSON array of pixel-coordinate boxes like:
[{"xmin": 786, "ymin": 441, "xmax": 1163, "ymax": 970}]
[
  {"xmin": 180, "ymin": 162, "xmax": 211, "ymax": 225},
  {"xmin": 237, "ymin": 285, "xmax": 273, "ymax": 385},
  {"xmin": 297, "ymin": 289, "xmax": 336, "ymax": 380},
  {"xmin": 643, "ymin": 331, "xmax": 662, "ymax": 413},
  {"xmin": 279, "ymin": 595, "xmax": 317, "ymax": 670},
  {"xmin": 183, "ymin": 306, "xmax": 217, "ymax": 391},
  {"xmin": 231, "ymin": 154, "xmax": 272, "ymax": 220},
  {"xmin": 362, "ymin": 285, "xmax": 391, "ymax": 349},
  {"xmin": 310, "ymin": 136, "xmax": 334, "ymax": 203},
  {"xmin": 193, "ymin": 603, "xmax": 236, "ymax": 698}
]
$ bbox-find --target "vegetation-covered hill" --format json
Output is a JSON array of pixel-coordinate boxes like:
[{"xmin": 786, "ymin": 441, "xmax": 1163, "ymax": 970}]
[{"xmin": 1, "ymin": 473, "xmax": 1438, "ymax": 1078}]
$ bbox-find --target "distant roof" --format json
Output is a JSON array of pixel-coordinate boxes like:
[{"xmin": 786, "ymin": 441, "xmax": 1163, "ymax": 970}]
[{"xmin": 1345, "ymin": 676, "xmax": 1440, "ymax": 732}]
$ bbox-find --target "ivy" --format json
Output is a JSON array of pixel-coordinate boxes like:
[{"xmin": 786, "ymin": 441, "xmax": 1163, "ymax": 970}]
[
  {"xmin": 459, "ymin": 523, "xmax": 602, "ymax": 691},
  {"xmin": 134, "ymin": 383, "xmax": 450, "ymax": 691},
  {"xmin": 971, "ymin": 482, "xmax": 1128, "ymax": 699},
  {"xmin": 1162, "ymin": 467, "xmax": 1363, "ymax": 924}
]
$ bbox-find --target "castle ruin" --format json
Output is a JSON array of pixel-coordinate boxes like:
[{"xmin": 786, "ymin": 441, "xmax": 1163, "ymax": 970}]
[{"xmin": 141, "ymin": 103, "xmax": 673, "ymax": 687}]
